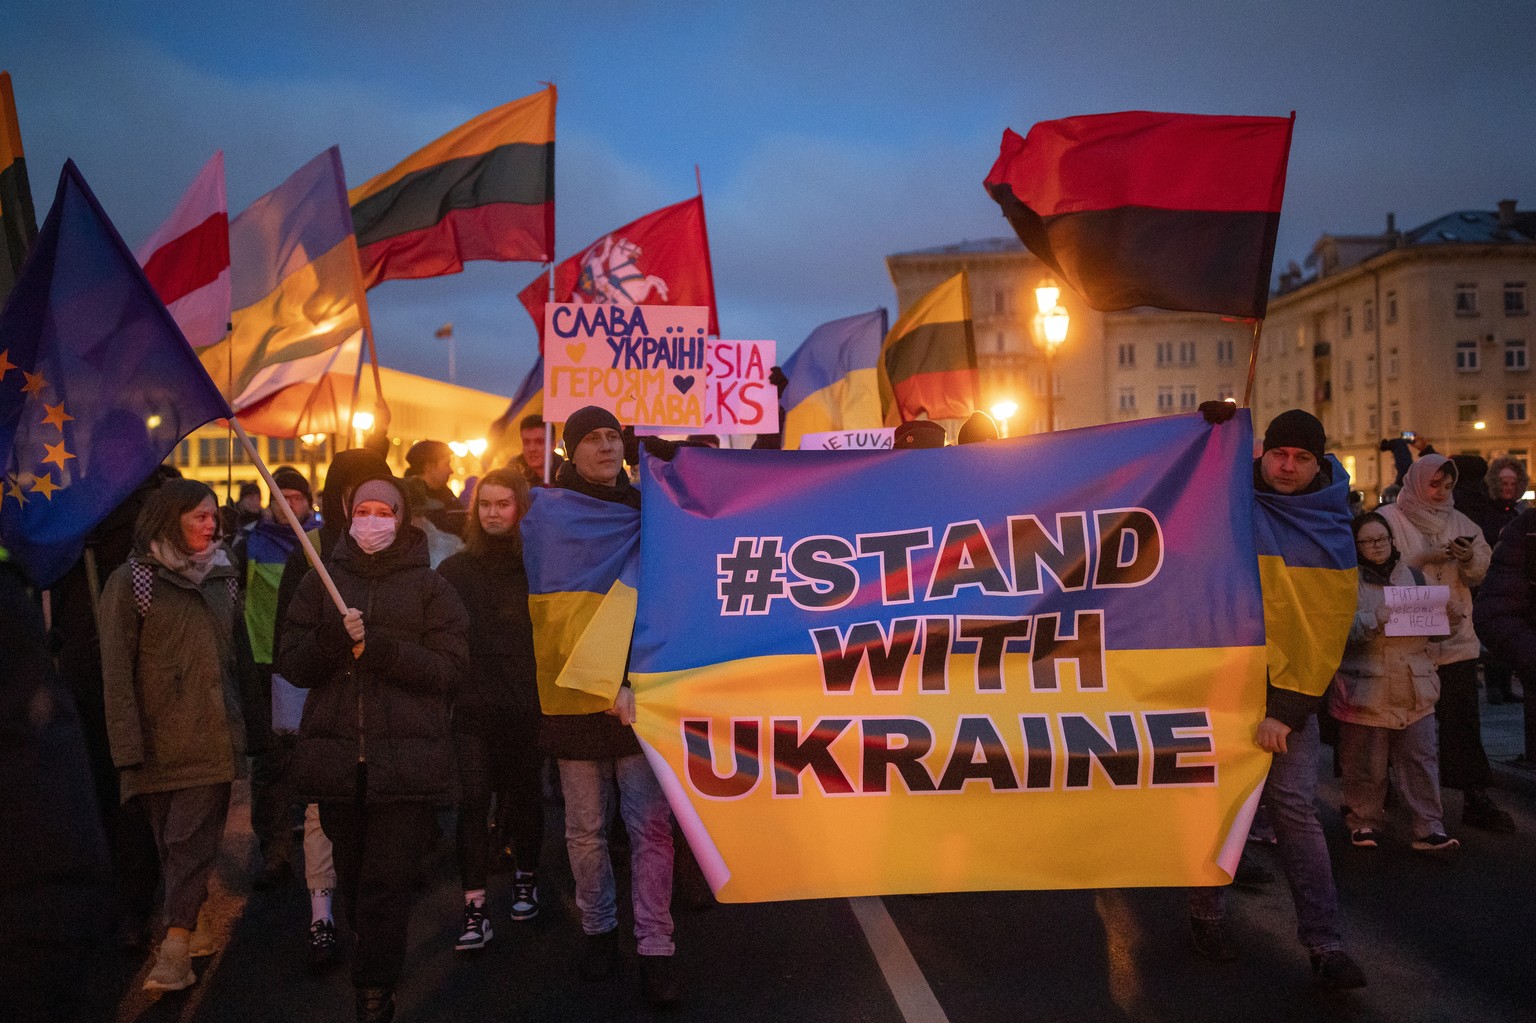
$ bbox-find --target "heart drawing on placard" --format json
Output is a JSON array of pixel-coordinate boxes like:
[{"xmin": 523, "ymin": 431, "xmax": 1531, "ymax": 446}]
[
  {"xmin": 565, "ymin": 343, "xmax": 586, "ymax": 363},
  {"xmin": 673, "ymin": 374, "xmax": 695, "ymax": 394}
]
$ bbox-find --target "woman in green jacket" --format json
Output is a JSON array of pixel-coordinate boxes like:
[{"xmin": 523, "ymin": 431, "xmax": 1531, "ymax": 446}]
[{"xmin": 100, "ymin": 479, "xmax": 245, "ymax": 993}]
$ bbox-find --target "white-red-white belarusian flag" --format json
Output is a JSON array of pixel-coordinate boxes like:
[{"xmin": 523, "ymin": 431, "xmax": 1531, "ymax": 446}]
[{"xmin": 134, "ymin": 151, "xmax": 231, "ymax": 349}]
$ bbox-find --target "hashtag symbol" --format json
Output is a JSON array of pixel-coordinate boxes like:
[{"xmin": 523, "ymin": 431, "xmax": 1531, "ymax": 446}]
[{"xmin": 716, "ymin": 537, "xmax": 788, "ymax": 615}]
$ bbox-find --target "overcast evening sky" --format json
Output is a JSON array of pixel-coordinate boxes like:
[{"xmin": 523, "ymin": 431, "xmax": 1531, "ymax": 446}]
[{"xmin": 5, "ymin": 1, "xmax": 1533, "ymax": 397}]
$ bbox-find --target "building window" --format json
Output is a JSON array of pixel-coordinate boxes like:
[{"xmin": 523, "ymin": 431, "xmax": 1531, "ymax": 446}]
[
  {"xmin": 1156, "ymin": 386, "xmax": 1174, "ymax": 413},
  {"xmin": 993, "ymin": 290, "xmax": 1007, "ymax": 315},
  {"xmin": 1388, "ymin": 401, "xmax": 1401, "ymax": 431},
  {"xmin": 1385, "ymin": 291, "xmax": 1398, "ymax": 324},
  {"xmin": 1364, "ymin": 353, "xmax": 1378, "ymax": 385},
  {"xmin": 1456, "ymin": 283, "xmax": 1479, "ymax": 316},
  {"xmin": 1368, "ymin": 406, "xmax": 1380, "ymax": 433},
  {"xmin": 1387, "ymin": 347, "xmax": 1400, "ymax": 380},
  {"xmin": 994, "ymin": 331, "xmax": 1008, "ymax": 354},
  {"xmin": 1505, "ymin": 282, "xmax": 1527, "ymax": 316},
  {"xmin": 172, "ymin": 440, "xmax": 192, "ymax": 467},
  {"xmin": 266, "ymin": 437, "xmax": 299, "ymax": 464},
  {"xmin": 1345, "ymin": 408, "xmax": 1356, "ymax": 438},
  {"xmin": 1343, "ymin": 359, "xmax": 1354, "ymax": 391},
  {"xmin": 1155, "ymin": 342, "xmax": 1173, "ymax": 367},
  {"xmin": 1179, "ymin": 386, "xmax": 1198, "ymax": 410},
  {"xmin": 1178, "ymin": 341, "xmax": 1196, "ymax": 366},
  {"xmin": 1510, "ymin": 449, "xmax": 1530, "ymax": 473},
  {"xmin": 1363, "ymin": 300, "xmax": 1376, "ymax": 331},
  {"xmin": 1052, "ymin": 372, "xmax": 1063, "ymax": 398},
  {"xmin": 1342, "ymin": 308, "xmax": 1353, "ymax": 338},
  {"xmin": 198, "ymin": 437, "xmax": 227, "ymax": 465},
  {"xmin": 1296, "ymin": 370, "xmax": 1305, "ymax": 402},
  {"xmin": 1118, "ymin": 388, "xmax": 1136, "ymax": 412},
  {"xmin": 1117, "ymin": 343, "xmax": 1135, "ymax": 368},
  {"xmin": 1216, "ymin": 338, "xmax": 1234, "ymax": 365},
  {"xmin": 1458, "ymin": 398, "xmax": 1479, "ymax": 424},
  {"xmin": 1217, "ymin": 383, "xmax": 1234, "ymax": 401},
  {"xmin": 1506, "ymin": 338, "xmax": 1528, "ymax": 371},
  {"xmin": 1507, "ymin": 393, "xmax": 1529, "ymax": 423},
  {"xmin": 1456, "ymin": 340, "xmax": 1480, "ymax": 372}
]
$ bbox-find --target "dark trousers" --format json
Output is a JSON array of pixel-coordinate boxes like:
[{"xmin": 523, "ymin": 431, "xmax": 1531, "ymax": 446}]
[
  {"xmin": 455, "ymin": 729, "xmax": 544, "ymax": 890},
  {"xmin": 1436, "ymin": 658, "xmax": 1491, "ymax": 791},
  {"xmin": 319, "ymin": 793, "xmax": 435, "ymax": 989},
  {"xmin": 1483, "ymin": 650, "xmax": 1516, "ymax": 700},
  {"xmin": 246, "ymin": 665, "xmax": 297, "ymax": 867}
]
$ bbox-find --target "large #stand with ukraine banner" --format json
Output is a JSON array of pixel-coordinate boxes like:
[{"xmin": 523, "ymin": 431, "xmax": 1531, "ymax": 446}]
[{"xmin": 620, "ymin": 411, "xmax": 1282, "ymax": 903}]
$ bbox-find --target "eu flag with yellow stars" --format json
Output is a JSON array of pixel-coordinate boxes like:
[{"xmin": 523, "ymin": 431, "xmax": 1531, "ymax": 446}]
[{"xmin": 0, "ymin": 161, "xmax": 231, "ymax": 587}]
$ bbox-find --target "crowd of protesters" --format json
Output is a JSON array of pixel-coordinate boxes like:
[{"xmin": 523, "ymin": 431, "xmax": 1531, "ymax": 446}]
[{"xmin": 3, "ymin": 401, "xmax": 1533, "ymax": 1022}]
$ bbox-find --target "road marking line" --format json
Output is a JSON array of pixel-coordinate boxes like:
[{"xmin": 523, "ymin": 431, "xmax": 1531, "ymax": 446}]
[{"xmin": 847, "ymin": 896, "xmax": 951, "ymax": 1023}]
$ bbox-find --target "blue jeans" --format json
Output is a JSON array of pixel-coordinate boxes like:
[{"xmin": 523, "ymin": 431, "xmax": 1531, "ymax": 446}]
[
  {"xmin": 1189, "ymin": 715, "xmax": 1344, "ymax": 953},
  {"xmin": 558, "ymin": 754, "xmax": 675, "ymax": 956}
]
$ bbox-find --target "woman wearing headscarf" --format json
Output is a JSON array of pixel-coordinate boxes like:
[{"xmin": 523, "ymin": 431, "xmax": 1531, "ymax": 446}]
[
  {"xmin": 281, "ymin": 474, "xmax": 470, "ymax": 1023},
  {"xmin": 1376, "ymin": 455, "xmax": 1513, "ymax": 832},
  {"xmin": 1330, "ymin": 513, "xmax": 1458, "ymax": 854},
  {"xmin": 100, "ymin": 479, "xmax": 244, "ymax": 992}
]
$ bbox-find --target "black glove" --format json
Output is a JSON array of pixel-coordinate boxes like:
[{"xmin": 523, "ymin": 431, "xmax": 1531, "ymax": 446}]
[
  {"xmin": 1199, "ymin": 400, "xmax": 1237, "ymax": 424},
  {"xmin": 358, "ymin": 634, "xmax": 399, "ymax": 674},
  {"xmin": 318, "ymin": 607, "xmax": 354, "ymax": 658},
  {"xmin": 641, "ymin": 435, "xmax": 682, "ymax": 461}
]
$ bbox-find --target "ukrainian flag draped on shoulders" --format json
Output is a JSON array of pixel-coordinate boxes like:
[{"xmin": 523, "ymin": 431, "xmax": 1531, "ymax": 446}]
[
  {"xmin": 520, "ymin": 486, "xmax": 639, "ymax": 714},
  {"xmin": 1251, "ymin": 454, "xmax": 1357, "ymax": 724}
]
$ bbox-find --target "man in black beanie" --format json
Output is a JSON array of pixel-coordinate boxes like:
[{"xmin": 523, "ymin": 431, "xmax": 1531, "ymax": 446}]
[
  {"xmin": 542, "ymin": 405, "xmax": 677, "ymax": 1005},
  {"xmin": 1189, "ymin": 406, "xmax": 1366, "ymax": 990}
]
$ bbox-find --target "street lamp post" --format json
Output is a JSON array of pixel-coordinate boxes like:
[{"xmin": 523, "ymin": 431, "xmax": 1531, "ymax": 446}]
[{"xmin": 1035, "ymin": 278, "xmax": 1069, "ymax": 432}]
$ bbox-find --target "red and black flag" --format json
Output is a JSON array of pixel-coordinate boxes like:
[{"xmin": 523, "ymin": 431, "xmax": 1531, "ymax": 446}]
[
  {"xmin": 349, "ymin": 85, "xmax": 555, "ymax": 288},
  {"xmin": 984, "ymin": 111, "xmax": 1294, "ymax": 319},
  {"xmin": 878, "ymin": 271, "xmax": 978, "ymax": 425},
  {"xmin": 0, "ymin": 72, "xmax": 39, "ymax": 304}
]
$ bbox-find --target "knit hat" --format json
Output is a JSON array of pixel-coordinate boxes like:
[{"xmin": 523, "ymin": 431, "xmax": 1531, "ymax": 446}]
[
  {"xmin": 349, "ymin": 477, "xmax": 404, "ymax": 519},
  {"xmin": 271, "ymin": 467, "xmax": 312, "ymax": 503},
  {"xmin": 563, "ymin": 405, "xmax": 622, "ymax": 455},
  {"xmin": 957, "ymin": 411, "xmax": 999, "ymax": 445},
  {"xmin": 893, "ymin": 420, "xmax": 947, "ymax": 450},
  {"xmin": 1262, "ymin": 409, "xmax": 1325, "ymax": 461}
]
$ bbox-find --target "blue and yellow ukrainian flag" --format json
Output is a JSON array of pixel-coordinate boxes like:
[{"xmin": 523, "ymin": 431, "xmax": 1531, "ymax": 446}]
[
  {"xmin": 780, "ymin": 309, "xmax": 886, "ymax": 449},
  {"xmin": 199, "ymin": 147, "xmax": 366, "ymax": 401},
  {"xmin": 1252, "ymin": 455, "xmax": 1358, "ymax": 702},
  {"xmin": 520, "ymin": 487, "xmax": 639, "ymax": 713}
]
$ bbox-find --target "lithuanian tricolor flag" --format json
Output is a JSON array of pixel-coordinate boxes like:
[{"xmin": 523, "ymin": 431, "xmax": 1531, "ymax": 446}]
[
  {"xmin": 878, "ymin": 271, "xmax": 978, "ymax": 425},
  {"xmin": 349, "ymin": 85, "xmax": 555, "ymax": 288},
  {"xmin": 0, "ymin": 72, "xmax": 38, "ymax": 304}
]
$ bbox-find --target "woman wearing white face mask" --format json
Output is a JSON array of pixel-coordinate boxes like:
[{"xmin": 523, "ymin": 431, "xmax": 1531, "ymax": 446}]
[{"xmin": 280, "ymin": 474, "xmax": 469, "ymax": 1023}]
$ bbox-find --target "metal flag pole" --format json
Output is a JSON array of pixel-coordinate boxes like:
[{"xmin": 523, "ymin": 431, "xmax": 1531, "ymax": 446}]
[
  {"xmin": 230, "ymin": 416, "xmax": 349, "ymax": 617},
  {"xmin": 544, "ymin": 259, "xmax": 556, "ymax": 483}
]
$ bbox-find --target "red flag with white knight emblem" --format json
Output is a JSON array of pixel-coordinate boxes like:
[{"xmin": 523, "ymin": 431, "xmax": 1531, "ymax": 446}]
[{"xmin": 518, "ymin": 195, "xmax": 719, "ymax": 347}]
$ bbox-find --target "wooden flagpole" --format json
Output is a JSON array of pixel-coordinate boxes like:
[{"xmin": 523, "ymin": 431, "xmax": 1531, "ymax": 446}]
[{"xmin": 230, "ymin": 416, "xmax": 349, "ymax": 617}]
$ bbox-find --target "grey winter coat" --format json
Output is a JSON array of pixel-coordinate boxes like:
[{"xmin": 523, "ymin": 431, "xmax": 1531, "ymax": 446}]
[{"xmin": 99, "ymin": 549, "xmax": 246, "ymax": 803}]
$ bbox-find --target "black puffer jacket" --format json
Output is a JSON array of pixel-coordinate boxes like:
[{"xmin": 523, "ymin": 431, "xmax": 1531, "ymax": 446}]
[
  {"xmin": 281, "ymin": 522, "xmax": 470, "ymax": 804},
  {"xmin": 1474, "ymin": 508, "xmax": 1536, "ymax": 671},
  {"xmin": 437, "ymin": 533, "xmax": 539, "ymax": 738}
]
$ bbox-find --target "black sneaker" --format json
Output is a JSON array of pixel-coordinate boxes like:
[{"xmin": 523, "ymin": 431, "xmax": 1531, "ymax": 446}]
[
  {"xmin": 1411, "ymin": 833, "xmax": 1460, "ymax": 855},
  {"xmin": 1189, "ymin": 917, "xmax": 1238, "ymax": 962},
  {"xmin": 455, "ymin": 904, "xmax": 492, "ymax": 951},
  {"xmin": 308, "ymin": 918, "xmax": 339, "ymax": 971},
  {"xmin": 1350, "ymin": 828, "xmax": 1383, "ymax": 848},
  {"xmin": 1311, "ymin": 949, "xmax": 1367, "ymax": 990},
  {"xmin": 1463, "ymin": 792, "xmax": 1516, "ymax": 833},
  {"xmin": 579, "ymin": 929, "xmax": 619, "ymax": 981},
  {"xmin": 639, "ymin": 954, "xmax": 681, "ymax": 1007},
  {"xmin": 510, "ymin": 872, "xmax": 540, "ymax": 921}
]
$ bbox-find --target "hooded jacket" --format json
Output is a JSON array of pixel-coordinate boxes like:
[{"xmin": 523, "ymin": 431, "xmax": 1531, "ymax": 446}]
[
  {"xmin": 280, "ymin": 477, "xmax": 470, "ymax": 803},
  {"xmin": 99, "ymin": 545, "xmax": 246, "ymax": 801},
  {"xmin": 1329, "ymin": 558, "xmax": 1441, "ymax": 729}
]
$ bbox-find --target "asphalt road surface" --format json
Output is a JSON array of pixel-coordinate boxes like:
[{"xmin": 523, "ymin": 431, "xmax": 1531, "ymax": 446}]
[{"xmin": 88, "ymin": 735, "xmax": 1535, "ymax": 1023}]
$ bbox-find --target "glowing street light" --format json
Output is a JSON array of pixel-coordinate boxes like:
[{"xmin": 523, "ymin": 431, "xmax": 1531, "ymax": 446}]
[
  {"xmin": 351, "ymin": 410, "xmax": 375, "ymax": 433},
  {"xmin": 1034, "ymin": 276, "xmax": 1061, "ymax": 316},
  {"xmin": 990, "ymin": 400, "xmax": 1019, "ymax": 438},
  {"xmin": 1474, "ymin": 420, "xmax": 1487, "ymax": 431},
  {"xmin": 1039, "ymin": 302, "xmax": 1070, "ymax": 432},
  {"xmin": 466, "ymin": 438, "xmax": 488, "ymax": 458}
]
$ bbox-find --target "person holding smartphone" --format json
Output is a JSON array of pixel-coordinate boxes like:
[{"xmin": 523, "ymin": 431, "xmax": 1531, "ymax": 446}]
[{"xmin": 1377, "ymin": 456, "xmax": 1513, "ymax": 832}]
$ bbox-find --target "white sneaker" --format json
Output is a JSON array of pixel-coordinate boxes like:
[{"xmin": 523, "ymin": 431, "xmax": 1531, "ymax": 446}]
[{"xmin": 143, "ymin": 935, "xmax": 196, "ymax": 992}]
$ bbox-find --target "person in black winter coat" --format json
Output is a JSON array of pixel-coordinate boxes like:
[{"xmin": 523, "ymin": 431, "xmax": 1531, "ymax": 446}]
[
  {"xmin": 437, "ymin": 467, "xmax": 543, "ymax": 951},
  {"xmin": 1473, "ymin": 509, "xmax": 1536, "ymax": 762},
  {"xmin": 280, "ymin": 474, "xmax": 470, "ymax": 1023}
]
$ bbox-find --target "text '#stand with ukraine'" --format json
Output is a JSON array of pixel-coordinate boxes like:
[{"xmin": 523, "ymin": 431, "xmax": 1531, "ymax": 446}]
[{"xmin": 630, "ymin": 412, "xmax": 1271, "ymax": 903}]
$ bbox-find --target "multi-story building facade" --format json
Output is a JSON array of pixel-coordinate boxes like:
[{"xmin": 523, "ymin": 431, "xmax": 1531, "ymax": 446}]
[{"xmin": 888, "ymin": 201, "xmax": 1536, "ymax": 498}]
